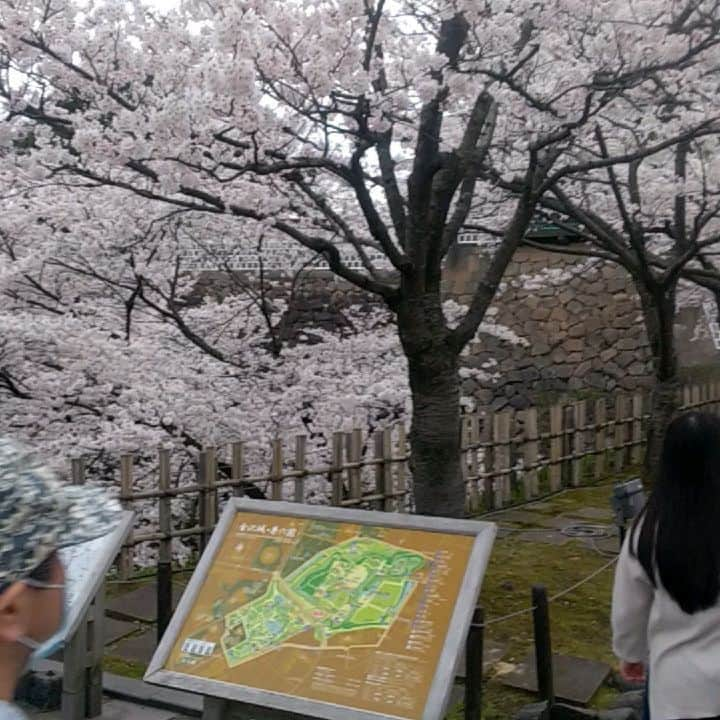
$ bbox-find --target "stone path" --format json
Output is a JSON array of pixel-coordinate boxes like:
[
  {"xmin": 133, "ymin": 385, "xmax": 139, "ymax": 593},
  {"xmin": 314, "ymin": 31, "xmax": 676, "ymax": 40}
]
[
  {"xmin": 105, "ymin": 579, "xmax": 188, "ymax": 666},
  {"xmin": 20, "ymin": 697, "xmax": 194, "ymax": 720}
]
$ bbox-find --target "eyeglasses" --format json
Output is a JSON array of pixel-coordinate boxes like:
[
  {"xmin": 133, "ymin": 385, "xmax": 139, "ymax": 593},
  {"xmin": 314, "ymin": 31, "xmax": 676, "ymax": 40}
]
[{"xmin": 23, "ymin": 578, "xmax": 65, "ymax": 590}]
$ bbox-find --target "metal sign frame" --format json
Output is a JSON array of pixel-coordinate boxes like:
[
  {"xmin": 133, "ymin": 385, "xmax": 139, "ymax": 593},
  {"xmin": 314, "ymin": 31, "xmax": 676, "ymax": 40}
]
[
  {"xmin": 32, "ymin": 510, "xmax": 135, "ymax": 659},
  {"xmin": 146, "ymin": 499, "xmax": 496, "ymax": 720}
]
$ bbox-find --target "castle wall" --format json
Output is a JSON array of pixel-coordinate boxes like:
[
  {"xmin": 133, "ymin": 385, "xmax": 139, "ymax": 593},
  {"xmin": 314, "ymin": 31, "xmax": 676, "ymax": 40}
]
[{"xmin": 191, "ymin": 244, "xmax": 720, "ymax": 411}]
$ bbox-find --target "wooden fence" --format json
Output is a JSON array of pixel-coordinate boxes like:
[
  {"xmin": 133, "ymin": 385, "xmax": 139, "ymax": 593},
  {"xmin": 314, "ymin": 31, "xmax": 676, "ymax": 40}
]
[{"xmin": 66, "ymin": 381, "xmax": 720, "ymax": 577}]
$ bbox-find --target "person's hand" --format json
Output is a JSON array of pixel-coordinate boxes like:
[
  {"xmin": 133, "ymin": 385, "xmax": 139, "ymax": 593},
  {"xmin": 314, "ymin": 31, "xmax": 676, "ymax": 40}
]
[{"xmin": 620, "ymin": 661, "xmax": 646, "ymax": 683}]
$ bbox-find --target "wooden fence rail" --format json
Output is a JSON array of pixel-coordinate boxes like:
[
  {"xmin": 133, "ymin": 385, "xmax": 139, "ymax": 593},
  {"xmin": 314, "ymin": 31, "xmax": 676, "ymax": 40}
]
[{"xmin": 68, "ymin": 381, "xmax": 720, "ymax": 575}]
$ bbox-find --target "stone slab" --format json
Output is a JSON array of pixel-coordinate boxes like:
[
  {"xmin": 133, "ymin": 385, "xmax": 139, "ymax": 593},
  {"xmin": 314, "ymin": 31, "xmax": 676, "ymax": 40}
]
[
  {"xmin": 108, "ymin": 630, "xmax": 158, "ymax": 664},
  {"xmin": 107, "ymin": 581, "xmax": 186, "ymax": 623},
  {"xmin": 105, "ymin": 618, "xmax": 141, "ymax": 645},
  {"xmin": 499, "ymin": 652, "xmax": 611, "ymax": 706},
  {"xmin": 22, "ymin": 697, "xmax": 194, "ymax": 720},
  {"xmin": 44, "ymin": 618, "xmax": 140, "ymax": 663},
  {"xmin": 455, "ymin": 639, "xmax": 508, "ymax": 678},
  {"xmin": 107, "ymin": 584, "xmax": 158, "ymax": 622}
]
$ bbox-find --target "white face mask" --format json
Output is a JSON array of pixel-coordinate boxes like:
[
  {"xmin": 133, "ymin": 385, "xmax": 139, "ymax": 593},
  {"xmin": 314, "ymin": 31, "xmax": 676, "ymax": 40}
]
[{"xmin": 17, "ymin": 578, "xmax": 67, "ymax": 660}]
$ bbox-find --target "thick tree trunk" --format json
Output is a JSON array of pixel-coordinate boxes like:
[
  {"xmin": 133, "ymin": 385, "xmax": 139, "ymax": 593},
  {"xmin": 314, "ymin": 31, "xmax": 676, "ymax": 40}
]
[
  {"xmin": 397, "ymin": 294, "xmax": 465, "ymax": 518},
  {"xmin": 638, "ymin": 284, "xmax": 680, "ymax": 482},
  {"xmin": 645, "ymin": 378, "xmax": 680, "ymax": 480}
]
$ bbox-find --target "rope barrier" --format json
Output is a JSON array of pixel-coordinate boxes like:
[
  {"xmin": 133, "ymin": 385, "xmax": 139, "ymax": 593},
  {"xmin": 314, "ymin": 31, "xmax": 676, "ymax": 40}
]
[{"xmin": 480, "ymin": 555, "xmax": 618, "ymax": 627}]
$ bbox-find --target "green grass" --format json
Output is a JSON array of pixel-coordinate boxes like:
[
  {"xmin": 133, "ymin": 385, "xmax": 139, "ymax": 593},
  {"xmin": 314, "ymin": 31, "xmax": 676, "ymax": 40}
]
[
  {"xmin": 441, "ymin": 481, "xmax": 628, "ymax": 720},
  {"xmin": 477, "ymin": 532, "xmax": 617, "ymax": 720},
  {"xmin": 103, "ymin": 654, "xmax": 147, "ymax": 680}
]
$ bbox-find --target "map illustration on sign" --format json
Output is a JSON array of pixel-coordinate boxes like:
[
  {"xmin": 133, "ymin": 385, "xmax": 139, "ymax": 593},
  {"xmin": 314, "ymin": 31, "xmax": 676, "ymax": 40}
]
[
  {"xmin": 148, "ymin": 501, "xmax": 496, "ymax": 720},
  {"xmin": 221, "ymin": 536, "xmax": 426, "ymax": 667}
]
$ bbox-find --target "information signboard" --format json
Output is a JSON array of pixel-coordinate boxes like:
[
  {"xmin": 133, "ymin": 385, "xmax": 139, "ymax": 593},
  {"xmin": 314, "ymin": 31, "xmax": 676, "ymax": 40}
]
[
  {"xmin": 146, "ymin": 499, "xmax": 496, "ymax": 720},
  {"xmin": 34, "ymin": 510, "xmax": 134, "ymax": 659}
]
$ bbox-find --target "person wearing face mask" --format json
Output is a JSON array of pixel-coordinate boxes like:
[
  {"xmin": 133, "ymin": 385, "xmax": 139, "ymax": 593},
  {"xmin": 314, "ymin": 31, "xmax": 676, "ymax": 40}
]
[{"xmin": 0, "ymin": 438, "xmax": 121, "ymax": 719}]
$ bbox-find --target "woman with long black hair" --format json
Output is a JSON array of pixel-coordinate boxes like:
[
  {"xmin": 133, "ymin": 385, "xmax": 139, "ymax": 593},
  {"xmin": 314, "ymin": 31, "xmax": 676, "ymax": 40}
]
[{"xmin": 612, "ymin": 411, "xmax": 720, "ymax": 720}]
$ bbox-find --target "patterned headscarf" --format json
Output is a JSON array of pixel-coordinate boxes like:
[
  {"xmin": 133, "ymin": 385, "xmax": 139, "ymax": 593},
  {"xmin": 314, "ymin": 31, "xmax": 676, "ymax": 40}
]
[{"xmin": 0, "ymin": 437, "xmax": 121, "ymax": 586}]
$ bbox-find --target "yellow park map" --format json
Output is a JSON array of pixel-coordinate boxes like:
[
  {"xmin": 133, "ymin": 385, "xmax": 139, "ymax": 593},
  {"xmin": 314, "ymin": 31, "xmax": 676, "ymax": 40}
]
[{"xmin": 165, "ymin": 512, "xmax": 476, "ymax": 720}]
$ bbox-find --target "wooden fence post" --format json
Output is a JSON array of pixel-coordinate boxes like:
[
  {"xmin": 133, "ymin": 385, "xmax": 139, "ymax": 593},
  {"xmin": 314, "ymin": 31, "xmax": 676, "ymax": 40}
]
[
  {"xmin": 493, "ymin": 411, "xmax": 512, "ymax": 506},
  {"xmin": 383, "ymin": 427, "xmax": 394, "ymax": 511},
  {"xmin": 631, "ymin": 393, "xmax": 644, "ymax": 466},
  {"xmin": 572, "ymin": 400, "xmax": 587, "ymax": 487},
  {"xmin": 594, "ymin": 398, "xmax": 607, "ymax": 481},
  {"xmin": 481, "ymin": 413, "xmax": 495, "ymax": 511},
  {"xmin": 294, "ymin": 435, "xmax": 307, "ymax": 503},
  {"xmin": 271, "ymin": 438, "xmax": 283, "ymax": 501},
  {"xmin": 464, "ymin": 607, "xmax": 484, "ymax": 720},
  {"xmin": 395, "ymin": 424, "xmax": 408, "ymax": 512},
  {"xmin": 119, "ymin": 454, "xmax": 134, "ymax": 579},
  {"xmin": 461, "ymin": 415, "xmax": 471, "ymax": 513},
  {"xmin": 198, "ymin": 450, "xmax": 210, "ymax": 553},
  {"xmin": 692, "ymin": 383, "xmax": 701, "ymax": 408},
  {"xmin": 614, "ymin": 395, "xmax": 627, "ymax": 474},
  {"xmin": 157, "ymin": 447, "xmax": 173, "ymax": 644},
  {"xmin": 522, "ymin": 408, "xmax": 539, "ymax": 499},
  {"xmin": 682, "ymin": 383, "xmax": 692, "ymax": 409},
  {"xmin": 549, "ymin": 405, "xmax": 563, "ymax": 492},
  {"xmin": 231, "ymin": 441, "xmax": 245, "ymax": 497},
  {"xmin": 331, "ymin": 431, "xmax": 344, "ymax": 506},
  {"xmin": 71, "ymin": 456, "xmax": 85, "ymax": 485},
  {"xmin": 346, "ymin": 429, "xmax": 362, "ymax": 505},
  {"xmin": 532, "ymin": 585, "xmax": 555, "ymax": 708},
  {"xmin": 467, "ymin": 415, "xmax": 481, "ymax": 512},
  {"xmin": 373, "ymin": 430, "xmax": 386, "ymax": 510},
  {"xmin": 206, "ymin": 446, "xmax": 218, "ymax": 531}
]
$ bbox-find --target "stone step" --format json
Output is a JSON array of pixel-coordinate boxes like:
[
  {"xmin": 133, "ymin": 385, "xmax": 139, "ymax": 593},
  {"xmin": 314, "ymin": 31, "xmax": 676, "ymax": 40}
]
[{"xmin": 499, "ymin": 652, "xmax": 611, "ymax": 706}]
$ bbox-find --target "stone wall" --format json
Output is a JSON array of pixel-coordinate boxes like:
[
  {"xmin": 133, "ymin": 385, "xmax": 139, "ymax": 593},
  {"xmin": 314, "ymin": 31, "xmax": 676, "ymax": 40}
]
[
  {"xmin": 444, "ymin": 245, "xmax": 720, "ymax": 409},
  {"xmin": 190, "ymin": 244, "xmax": 720, "ymax": 412},
  {"xmin": 444, "ymin": 245, "xmax": 653, "ymax": 409}
]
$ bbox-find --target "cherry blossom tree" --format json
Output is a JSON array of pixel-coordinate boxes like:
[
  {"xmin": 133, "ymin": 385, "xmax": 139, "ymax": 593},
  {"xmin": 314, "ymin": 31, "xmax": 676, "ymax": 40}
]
[
  {"xmin": 2, "ymin": 0, "xmax": 720, "ymax": 514},
  {"xmin": 0, "ymin": 182, "xmax": 405, "ymax": 452},
  {"xmin": 0, "ymin": 179, "xmax": 505, "ymax": 519},
  {"xmin": 520, "ymin": 133, "xmax": 720, "ymax": 478}
]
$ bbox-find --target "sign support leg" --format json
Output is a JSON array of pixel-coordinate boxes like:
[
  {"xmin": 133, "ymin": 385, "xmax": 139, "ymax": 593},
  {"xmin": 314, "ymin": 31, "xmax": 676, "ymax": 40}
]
[
  {"xmin": 464, "ymin": 607, "xmax": 484, "ymax": 720},
  {"xmin": 85, "ymin": 588, "xmax": 105, "ymax": 717},
  {"xmin": 532, "ymin": 585, "xmax": 555, "ymax": 709},
  {"xmin": 62, "ymin": 614, "xmax": 88, "ymax": 720},
  {"xmin": 202, "ymin": 696, "xmax": 229, "ymax": 720}
]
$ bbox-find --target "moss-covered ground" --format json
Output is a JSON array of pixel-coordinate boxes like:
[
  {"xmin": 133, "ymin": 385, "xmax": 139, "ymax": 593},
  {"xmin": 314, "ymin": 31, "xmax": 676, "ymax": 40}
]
[{"xmin": 452, "ymin": 480, "xmax": 630, "ymax": 720}]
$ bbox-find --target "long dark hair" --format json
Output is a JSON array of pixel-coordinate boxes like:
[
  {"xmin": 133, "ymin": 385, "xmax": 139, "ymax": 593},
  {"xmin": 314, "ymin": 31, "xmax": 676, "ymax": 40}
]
[{"xmin": 631, "ymin": 411, "xmax": 720, "ymax": 614}]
